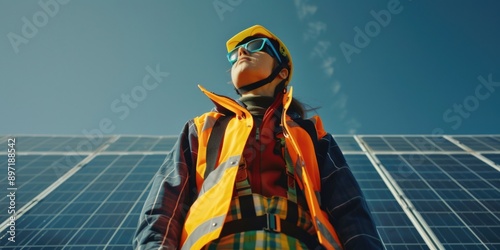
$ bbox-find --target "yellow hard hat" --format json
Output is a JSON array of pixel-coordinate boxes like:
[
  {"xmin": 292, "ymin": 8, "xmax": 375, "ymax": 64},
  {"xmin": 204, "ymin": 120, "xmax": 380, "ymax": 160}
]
[{"xmin": 226, "ymin": 25, "xmax": 293, "ymax": 86}]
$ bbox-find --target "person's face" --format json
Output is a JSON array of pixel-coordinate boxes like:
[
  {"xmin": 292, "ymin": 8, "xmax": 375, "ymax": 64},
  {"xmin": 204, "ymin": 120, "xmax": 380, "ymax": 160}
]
[{"xmin": 230, "ymin": 44, "xmax": 275, "ymax": 89}]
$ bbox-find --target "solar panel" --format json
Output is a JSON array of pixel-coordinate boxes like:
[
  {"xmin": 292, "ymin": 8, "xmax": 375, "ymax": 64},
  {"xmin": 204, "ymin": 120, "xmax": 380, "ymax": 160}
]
[
  {"xmin": 375, "ymin": 153, "xmax": 500, "ymax": 249},
  {"xmin": 0, "ymin": 153, "xmax": 165, "ymax": 249},
  {"xmin": 0, "ymin": 154, "xmax": 86, "ymax": 223},
  {"xmin": 344, "ymin": 154, "xmax": 430, "ymax": 249},
  {"xmin": 0, "ymin": 135, "xmax": 498, "ymax": 249}
]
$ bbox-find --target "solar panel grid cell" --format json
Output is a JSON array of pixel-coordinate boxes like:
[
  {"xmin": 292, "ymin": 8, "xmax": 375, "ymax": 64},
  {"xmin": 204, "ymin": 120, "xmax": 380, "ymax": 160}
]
[
  {"xmin": 454, "ymin": 136, "xmax": 500, "ymax": 151},
  {"xmin": 480, "ymin": 136, "xmax": 500, "ymax": 150},
  {"xmin": 361, "ymin": 136, "xmax": 394, "ymax": 151},
  {"xmin": 29, "ymin": 137, "xmax": 74, "ymax": 151},
  {"xmin": 405, "ymin": 136, "xmax": 442, "ymax": 152},
  {"xmin": 150, "ymin": 137, "xmax": 177, "ymax": 152},
  {"xmin": 385, "ymin": 137, "xmax": 418, "ymax": 151},
  {"xmin": 128, "ymin": 137, "xmax": 160, "ymax": 151},
  {"xmin": 426, "ymin": 137, "xmax": 463, "ymax": 151},
  {"xmin": 420, "ymin": 212, "xmax": 463, "ymax": 226},
  {"xmin": 15, "ymin": 136, "xmax": 53, "ymax": 151},
  {"xmin": 103, "ymin": 136, "xmax": 140, "ymax": 152},
  {"xmin": 332, "ymin": 136, "xmax": 362, "ymax": 152}
]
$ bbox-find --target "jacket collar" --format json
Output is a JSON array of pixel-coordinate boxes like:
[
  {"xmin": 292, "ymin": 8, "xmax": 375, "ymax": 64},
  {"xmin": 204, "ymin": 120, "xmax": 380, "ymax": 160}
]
[{"xmin": 198, "ymin": 85, "xmax": 295, "ymax": 118}]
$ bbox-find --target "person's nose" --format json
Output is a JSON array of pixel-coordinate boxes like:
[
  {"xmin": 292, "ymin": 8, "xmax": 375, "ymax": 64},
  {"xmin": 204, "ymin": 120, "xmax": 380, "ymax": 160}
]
[{"xmin": 238, "ymin": 46, "xmax": 249, "ymax": 57}]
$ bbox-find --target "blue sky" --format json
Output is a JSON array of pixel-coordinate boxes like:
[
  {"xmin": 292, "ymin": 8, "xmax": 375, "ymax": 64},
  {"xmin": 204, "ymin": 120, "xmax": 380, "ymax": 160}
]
[{"xmin": 1, "ymin": 0, "xmax": 499, "ymax": 136}]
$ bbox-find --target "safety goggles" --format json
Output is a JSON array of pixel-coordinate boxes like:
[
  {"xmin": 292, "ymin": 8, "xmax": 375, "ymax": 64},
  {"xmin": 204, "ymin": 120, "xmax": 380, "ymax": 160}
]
[{"xmin": 227, "ymin": 38, "xmax": 282, "ymax": 65}]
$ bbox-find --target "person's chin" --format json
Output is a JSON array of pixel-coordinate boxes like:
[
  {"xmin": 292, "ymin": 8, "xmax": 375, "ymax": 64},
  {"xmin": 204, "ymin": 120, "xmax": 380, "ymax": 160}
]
[{"xmin": 233, "ymin": 69, "xmax": 267, "ymax": 85}]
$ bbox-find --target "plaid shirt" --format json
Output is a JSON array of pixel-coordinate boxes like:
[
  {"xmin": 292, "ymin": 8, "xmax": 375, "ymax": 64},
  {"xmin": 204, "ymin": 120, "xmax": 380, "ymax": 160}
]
[{"xmin": 205, "ymin": 194, "xmax": 314, "ymax": 249}]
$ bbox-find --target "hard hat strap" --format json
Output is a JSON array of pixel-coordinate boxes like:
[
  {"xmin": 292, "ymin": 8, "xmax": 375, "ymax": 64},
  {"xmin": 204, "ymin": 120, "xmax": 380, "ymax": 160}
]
[{"xmin": 235, "ymin": 64, "xmax": 287, "ymax": 96}]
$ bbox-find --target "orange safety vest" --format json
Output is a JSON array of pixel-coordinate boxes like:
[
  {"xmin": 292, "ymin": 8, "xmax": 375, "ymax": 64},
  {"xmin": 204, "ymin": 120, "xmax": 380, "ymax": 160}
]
[{"xmin": 180, "ymin": 85, "xmax": 343, "ymax": 250}]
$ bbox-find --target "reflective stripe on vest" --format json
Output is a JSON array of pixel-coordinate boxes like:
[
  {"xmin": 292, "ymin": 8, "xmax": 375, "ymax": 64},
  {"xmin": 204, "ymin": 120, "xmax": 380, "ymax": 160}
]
[{"xmin": 193, "ymin": 112, "xmax": 223, "ymax": 192}]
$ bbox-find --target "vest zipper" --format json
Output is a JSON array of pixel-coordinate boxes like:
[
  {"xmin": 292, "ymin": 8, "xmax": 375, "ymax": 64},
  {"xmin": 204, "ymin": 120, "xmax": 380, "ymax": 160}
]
[{"xmin": 255, "ymin": 127, "xmax": 260, "ymax": 142}]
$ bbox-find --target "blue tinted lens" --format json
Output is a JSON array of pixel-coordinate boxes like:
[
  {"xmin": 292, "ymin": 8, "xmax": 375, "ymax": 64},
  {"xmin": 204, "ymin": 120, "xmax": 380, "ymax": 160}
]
[
  {"xmin": 228, "ymin": 50, "xmax": 238, "ymax": 64},
  {"xmin": 246, "ymin": 39, "xmax": 266, "ymax": 52}
]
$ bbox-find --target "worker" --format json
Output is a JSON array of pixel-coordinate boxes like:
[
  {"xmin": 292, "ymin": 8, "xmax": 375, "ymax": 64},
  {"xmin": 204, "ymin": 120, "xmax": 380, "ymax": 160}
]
[{"xmin": 134, "ymin": 24, "xmax": 383, "ymax": 250}]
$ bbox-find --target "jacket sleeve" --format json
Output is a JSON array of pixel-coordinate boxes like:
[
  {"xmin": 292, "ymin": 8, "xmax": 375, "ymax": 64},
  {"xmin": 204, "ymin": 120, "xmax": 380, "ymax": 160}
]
[
  {"xmin": 133, "ymin": 120, "xmax": 198, "ymax": 250},
  {"xmin": 317, "ymin": 133, "xmax": 384, "ymax": 250}
]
